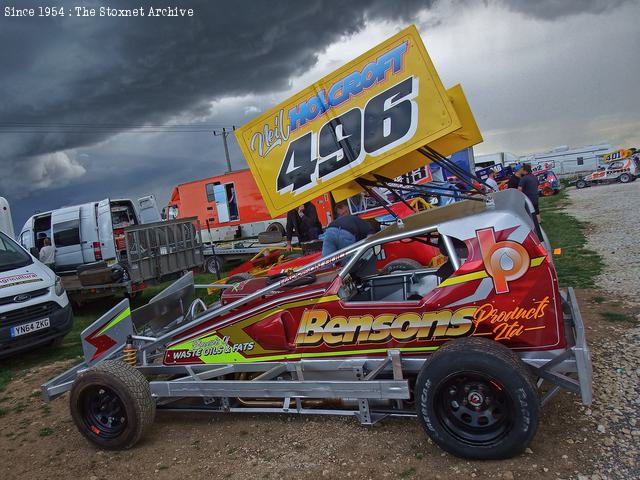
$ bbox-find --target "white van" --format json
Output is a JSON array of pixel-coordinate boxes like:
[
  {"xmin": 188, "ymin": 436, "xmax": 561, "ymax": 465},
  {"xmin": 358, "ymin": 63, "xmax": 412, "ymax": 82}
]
[
  {"xmin": 18, "ymin": 197, "xmax": 161, "ymax": 272},
  {"xmin": 0, "ymin": 230, "xmax": 73, "ymax": 357}
]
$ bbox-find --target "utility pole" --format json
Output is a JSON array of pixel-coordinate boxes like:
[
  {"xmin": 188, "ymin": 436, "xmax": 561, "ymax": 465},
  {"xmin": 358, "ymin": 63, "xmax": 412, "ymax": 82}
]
[{"xmin": 213, "ymin": 126, "xmax": 236, "ymax": 173}]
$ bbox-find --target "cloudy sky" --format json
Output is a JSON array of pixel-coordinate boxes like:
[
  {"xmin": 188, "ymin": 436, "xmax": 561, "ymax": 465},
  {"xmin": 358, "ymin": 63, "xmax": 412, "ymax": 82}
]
[{"xmin": 1, "ymin": 0, "xmax": 639, "ymax": 231}]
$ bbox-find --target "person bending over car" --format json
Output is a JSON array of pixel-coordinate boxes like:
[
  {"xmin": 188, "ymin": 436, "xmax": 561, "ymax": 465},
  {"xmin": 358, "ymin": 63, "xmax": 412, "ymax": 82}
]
[{"xmin": 321, "ymin": 201, "xmax": 373, "ymax": 257}]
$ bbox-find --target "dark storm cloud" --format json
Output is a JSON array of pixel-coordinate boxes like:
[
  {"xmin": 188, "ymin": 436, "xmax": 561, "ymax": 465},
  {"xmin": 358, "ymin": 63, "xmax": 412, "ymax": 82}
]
[{"xmin": 0, "ymin": 0, "xmax": 433, "ymax": 163}]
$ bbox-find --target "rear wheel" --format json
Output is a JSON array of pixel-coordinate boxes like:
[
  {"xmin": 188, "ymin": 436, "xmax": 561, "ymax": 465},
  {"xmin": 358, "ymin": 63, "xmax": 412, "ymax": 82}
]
[
  {"xmin": 415, "ymin": 337, "xmax": 539, "ymax": 459},
  {"xmin": 575, "ymin": 179, "xmax": 587, "ymax": 189},
  {"xmin": 70, "ymin": 361, "xmax": 155, "ymax": 450},
  {"xmin": 619, "ymin": 173, "xmax": 631, "ymax": 183}
]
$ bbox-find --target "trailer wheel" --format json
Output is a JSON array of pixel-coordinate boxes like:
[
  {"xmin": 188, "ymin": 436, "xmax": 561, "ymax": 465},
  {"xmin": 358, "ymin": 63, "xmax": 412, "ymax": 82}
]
[
  {"xmin": 619, "ymin": 173, "xmax": 631, "ymax": 183},
  {"xmin": 575, "ymin": 179, "xmax": 587, "ymax": 189},
  {"xmin": 70, "ymin": 360, "xmax": 155, "ymax": 450},
  {"xmin": 204, "ymin": 255, "xmax": 224, "ymax": 275},
  {"xmin": 415, "ymin": 337, "xmax": 539, "ymax": 459},
  {"xmin": 382, "ymin": 258, "xmax": 422, "ymax": 274}
]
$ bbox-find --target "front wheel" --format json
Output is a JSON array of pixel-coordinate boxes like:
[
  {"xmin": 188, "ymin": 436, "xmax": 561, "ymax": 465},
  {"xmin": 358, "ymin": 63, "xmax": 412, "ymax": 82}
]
[
  {"xmin": 575, "ymin": 179, "xmax": 587, "ymax": 189},
  {"xmin": 70, "ymin": 361, "xmax": 155, "ymax": 450},
  {"xmin": 415, "ymin": 337, "xmax": 539, "ymax": 459}
]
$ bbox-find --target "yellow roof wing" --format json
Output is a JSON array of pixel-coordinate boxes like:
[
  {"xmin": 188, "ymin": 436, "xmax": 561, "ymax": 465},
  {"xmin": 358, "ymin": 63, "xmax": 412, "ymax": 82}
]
[{"xmin": 235, "ymin": 25, "xmax": 466, "ymax": 217}]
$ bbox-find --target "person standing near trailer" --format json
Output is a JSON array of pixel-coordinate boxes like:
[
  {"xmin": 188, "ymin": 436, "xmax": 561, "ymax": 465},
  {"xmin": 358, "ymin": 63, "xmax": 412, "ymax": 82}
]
[
  {"xmin": 285, "ymin": 202, "xmax": 323, "ymax": 251},
  {"xmin": 39, "ymin": 237, "xmax": 56, "ymax": 269}
]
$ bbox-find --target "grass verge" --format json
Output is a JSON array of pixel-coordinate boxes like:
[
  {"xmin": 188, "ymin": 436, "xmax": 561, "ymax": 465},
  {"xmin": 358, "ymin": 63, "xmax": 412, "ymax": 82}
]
[{"xmin": 539, "ymin": 189, "xmax": 604, "ymax": 288}]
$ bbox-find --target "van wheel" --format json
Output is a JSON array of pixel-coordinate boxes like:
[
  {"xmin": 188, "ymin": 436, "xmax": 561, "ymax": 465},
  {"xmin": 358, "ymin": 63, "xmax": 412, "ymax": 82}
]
[
  {"xmin": 70, "ymin": 361, "xmax": 155, "ymax": 450},
  {"xmin": 619, "ymin": 173, "xmax": 631, "ymax": 183},
  {"xmin": 575, "ymin": 180, "xmax": 587, "ymax": 189},
  {"xmin": 415, "ymin": 337, "xmax": 539, "ymax": 460}
]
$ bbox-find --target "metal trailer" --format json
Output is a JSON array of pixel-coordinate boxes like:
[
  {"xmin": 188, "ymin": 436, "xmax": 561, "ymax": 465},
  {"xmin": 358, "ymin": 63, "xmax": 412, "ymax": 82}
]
[
  {"xmin": 64, "ymin": 217, "xmax": 204, "ymax": 302},
  {"xmin": 42, "ymin": 191, "xmax": 592, "ymax": 459}
]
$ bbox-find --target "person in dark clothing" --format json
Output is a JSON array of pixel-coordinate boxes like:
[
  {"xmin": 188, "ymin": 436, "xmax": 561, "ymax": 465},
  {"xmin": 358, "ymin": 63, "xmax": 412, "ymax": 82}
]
[
  {"xmin": 518, "ymin": 163, "xmax": 541, "ymax": 223},
  {"xmin": 507, "ymin": 163, "xmax": 523, "ymax": 189},
  {"xmin": 285, "ymin": 202, "xmax": 322, "ymax": 250},
  {"xmin": 321, "ymin": 201, "xmax": 372, "ymax": 257}
]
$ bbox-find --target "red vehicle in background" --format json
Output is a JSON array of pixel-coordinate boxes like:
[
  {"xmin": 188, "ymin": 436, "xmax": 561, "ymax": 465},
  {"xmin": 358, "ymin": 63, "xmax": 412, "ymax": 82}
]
[{"xmin": 534, "ymin": 169, "xmax": 560, "ymax": 196}]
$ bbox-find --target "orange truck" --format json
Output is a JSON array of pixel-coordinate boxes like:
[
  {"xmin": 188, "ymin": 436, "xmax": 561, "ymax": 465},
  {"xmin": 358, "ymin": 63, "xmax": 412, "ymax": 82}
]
[
  {"xmin": 166, "ymin": 169, "xmax": 334, "ymax": 272},
  {"xmin": 167, "ymin": 169, "xmax": 334, "ymax": 241}
]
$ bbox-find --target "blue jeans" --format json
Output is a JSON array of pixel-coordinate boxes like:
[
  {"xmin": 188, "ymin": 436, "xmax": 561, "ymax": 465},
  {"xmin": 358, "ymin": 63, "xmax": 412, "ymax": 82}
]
[{"xmin": 321, "ymin": 227, "xmax": 356, "ymax": 257}]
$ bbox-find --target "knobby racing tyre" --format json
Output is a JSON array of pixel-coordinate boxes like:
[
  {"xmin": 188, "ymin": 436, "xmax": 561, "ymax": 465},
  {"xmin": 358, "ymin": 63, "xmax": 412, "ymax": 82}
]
[
  {"xmin": 619, "ymin": 173, "xmax": 631, "ymax": 183},
  {"xmin": 575, "ymin": 180, "xmax": 587, "ymax": 189},
  {"xmin": 415, "ymin": 337, "xmax": 539, "ymax": 460},
  {"xmin": 382, "ymin": 258, "xmax": 422, "ymax": 274},
  {"xmin": 70, "ymin": 360, "xmax": 156, "ymax": 450}
]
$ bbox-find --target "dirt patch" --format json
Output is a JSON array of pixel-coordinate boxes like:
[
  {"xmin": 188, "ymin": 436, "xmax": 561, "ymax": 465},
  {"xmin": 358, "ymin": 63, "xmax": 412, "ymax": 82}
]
[{"xmin": 1, "ymin": 290, "xmax": 636, "ymax": 480}]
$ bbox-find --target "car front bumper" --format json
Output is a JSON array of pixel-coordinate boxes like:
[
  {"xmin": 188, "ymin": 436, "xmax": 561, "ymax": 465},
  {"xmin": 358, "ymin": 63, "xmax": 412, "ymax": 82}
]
[{"xmin": 0, "ymin": 302, "xmax": 74, "ymax": 359}]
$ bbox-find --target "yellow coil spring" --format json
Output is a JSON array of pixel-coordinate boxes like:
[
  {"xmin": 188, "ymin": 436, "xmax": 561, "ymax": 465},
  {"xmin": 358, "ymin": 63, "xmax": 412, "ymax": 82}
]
[{"xmin": 122, "ymin": 345, "xmax": 137, "ymax": 366}]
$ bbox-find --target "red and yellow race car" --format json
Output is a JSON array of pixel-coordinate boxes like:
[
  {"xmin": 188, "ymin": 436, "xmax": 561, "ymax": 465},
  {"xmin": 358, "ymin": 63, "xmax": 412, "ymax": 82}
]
[{"xmin": 42, "ymin": 189, "xmax": 592, "ymax": 460}]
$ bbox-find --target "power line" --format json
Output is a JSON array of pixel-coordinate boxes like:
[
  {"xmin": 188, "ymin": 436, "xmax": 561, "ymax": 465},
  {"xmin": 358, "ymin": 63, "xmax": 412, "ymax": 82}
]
[{"xmin": 0, "ymin": 122, "xmax": 233, "ymax": 128}]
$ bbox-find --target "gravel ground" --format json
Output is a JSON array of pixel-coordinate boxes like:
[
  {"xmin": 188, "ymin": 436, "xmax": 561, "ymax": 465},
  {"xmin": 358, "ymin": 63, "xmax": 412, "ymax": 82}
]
[
  {"xmin": 565, "ymin": 181, "xmax": 640, "ymax": 308},
  {"xmin": 564, "ymin": 182, "xmax": 640, "ymax": 479}
]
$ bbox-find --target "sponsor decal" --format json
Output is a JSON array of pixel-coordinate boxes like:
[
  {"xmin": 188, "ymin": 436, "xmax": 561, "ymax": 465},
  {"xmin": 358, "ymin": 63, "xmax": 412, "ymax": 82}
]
[
  {"xmin": 0, "ymin": 272, "xmax": 43, "ymax": 289},
  {"xmin": 295, "ymin": 307, "xmax": 476, "ymax": 347},
  {"xmin": 477, "ymin": 227, "xmax": 530, "ymax": 294},
  {"xmin": 169, "ymin": 336, "xmax": 254, "ymax": 361},
  {"xmin": 473, "ymin": 296, "xmax": 549, "ymax": 341}
]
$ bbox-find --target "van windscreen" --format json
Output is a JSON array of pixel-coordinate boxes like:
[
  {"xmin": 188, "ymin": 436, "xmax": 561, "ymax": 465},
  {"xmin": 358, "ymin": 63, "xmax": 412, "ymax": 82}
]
[{"xmin": 0, "ymin": 231, "xmax": 33, "ymax": 272}]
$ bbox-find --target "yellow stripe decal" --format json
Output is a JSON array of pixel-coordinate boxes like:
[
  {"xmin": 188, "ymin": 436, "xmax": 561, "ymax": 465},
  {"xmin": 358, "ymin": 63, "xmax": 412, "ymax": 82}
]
[
  {"xmin": 437, "ymin": 256, "xmax": 547, "ymax": 289},
  {"xmin": 244, "ymin": 346, "xmax": 439, "ymax": 362},
  {"xmin": 97, "ymin": 307, "xmax": 131, "ymax": 335},
  {"xmin": 530, "ymin": 256, "xmax": 546, "ymax": 267},
  {"xmin": 438, "ymin": 270, "xmax": 487, "ymax": 288}
]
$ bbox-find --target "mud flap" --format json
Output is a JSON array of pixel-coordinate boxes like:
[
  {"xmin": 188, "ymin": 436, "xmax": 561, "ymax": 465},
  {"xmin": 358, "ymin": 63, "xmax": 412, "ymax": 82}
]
[{"xmin": 81, "ymin": 299, "xmax": 134, "ymax": 366}]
